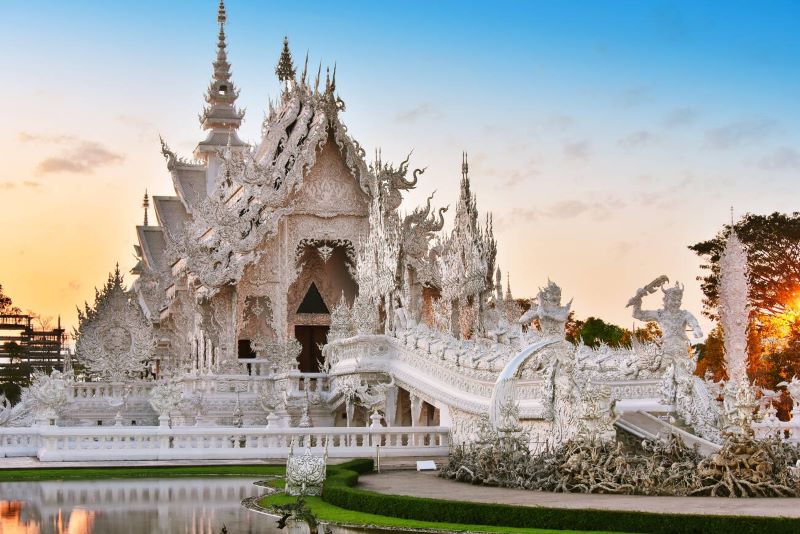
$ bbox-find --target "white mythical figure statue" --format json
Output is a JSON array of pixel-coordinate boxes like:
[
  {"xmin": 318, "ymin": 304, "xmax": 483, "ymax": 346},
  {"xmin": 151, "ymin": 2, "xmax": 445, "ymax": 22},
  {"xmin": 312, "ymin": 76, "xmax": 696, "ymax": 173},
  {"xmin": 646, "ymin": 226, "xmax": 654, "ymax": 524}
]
[
  {"xmin": 285, "ymin": 439, "xmax": 328, "ymax": 496},
  {"xmin": 21, "ymin": 370, "xmax": 74, "ymax": 425},
  {"xmin": 627, "ymin": 276, "xmax": 703, "ymax": 375},
  {"xmin": 577, "ymin": 382, "xmax": 619, "ymax": 443},
  {"xmin": 626, "ymin": 276, "xmax": 722, "ymax": 439},
  {"xmin": 0, "ymin": 395, "xmax": 27, "ymax": 427},
  {"xmin": 148, "ymin": 380, "xmax": 183, "ymax": 426},
  {"xmin": 519, "ymin": 280, "xmax": 573, "ymax": 339},
  {"xmin": 516, "ymin": 281, "xmax": 582, "ymax": 441}
]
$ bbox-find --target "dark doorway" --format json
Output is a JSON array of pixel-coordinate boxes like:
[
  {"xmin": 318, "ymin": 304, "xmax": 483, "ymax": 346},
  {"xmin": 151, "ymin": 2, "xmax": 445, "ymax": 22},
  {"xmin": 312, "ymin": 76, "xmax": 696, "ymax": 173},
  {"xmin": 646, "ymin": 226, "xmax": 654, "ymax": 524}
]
[
  {"xmin": 294, "ymin": 325, "xmax": 329, "ymax": 373},
  {"xmin": 238, "ymin": 339, "xmax": 257, "ymax": 375},
  {"xmin": 297, "ymin": 283, "xmax": 329, "ymax": 313},
  {"xmin": 237, "ymin": 339, "xmax": 257, "ymax": 359}
]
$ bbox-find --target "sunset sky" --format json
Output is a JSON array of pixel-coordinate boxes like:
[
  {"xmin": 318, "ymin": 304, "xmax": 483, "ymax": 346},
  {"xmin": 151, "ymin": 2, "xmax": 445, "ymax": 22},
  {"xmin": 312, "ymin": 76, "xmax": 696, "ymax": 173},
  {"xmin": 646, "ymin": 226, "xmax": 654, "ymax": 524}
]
[{"xmin": 1, "ymin": 0, "xmax": 798, "ymax": 335}]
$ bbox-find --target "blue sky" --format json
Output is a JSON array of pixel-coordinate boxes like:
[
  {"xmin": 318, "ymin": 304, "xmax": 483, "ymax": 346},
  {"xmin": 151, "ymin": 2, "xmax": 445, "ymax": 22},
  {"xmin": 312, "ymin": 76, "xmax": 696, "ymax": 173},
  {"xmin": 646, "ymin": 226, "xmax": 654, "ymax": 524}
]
[{"xmin": 1, "ymin": 0, "xmax": 798, "ymax": 332}]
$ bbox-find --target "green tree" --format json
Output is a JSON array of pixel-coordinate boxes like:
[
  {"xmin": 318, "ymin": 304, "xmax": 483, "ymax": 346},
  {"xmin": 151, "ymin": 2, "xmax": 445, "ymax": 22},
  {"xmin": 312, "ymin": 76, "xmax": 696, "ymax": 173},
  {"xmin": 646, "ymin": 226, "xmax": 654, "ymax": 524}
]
[
  {"xmin": 689, "ymin": 212, "xmax": 800, "ymax": 320},
  {"xmin": 569, "ymin": 316, "xmax": 631, "ymax": 348}
]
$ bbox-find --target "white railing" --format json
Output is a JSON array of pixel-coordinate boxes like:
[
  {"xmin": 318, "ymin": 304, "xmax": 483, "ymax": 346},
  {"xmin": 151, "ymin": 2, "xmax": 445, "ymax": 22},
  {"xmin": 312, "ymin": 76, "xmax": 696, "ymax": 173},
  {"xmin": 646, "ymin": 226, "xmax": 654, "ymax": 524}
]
[
  {"xmin": 0, "ymin": 429, "xmax": 38, "ymax": 457},
  {"xmin": 0, "ymin": 425, "xmax": 450, "ymax": 462},
  {"xmin": 71, "ymin": 382, "xmax": 155, "ymax": 400},
  {"xmin": 752, "ymin": 410, "xmax": 800, "ymax": 444}
]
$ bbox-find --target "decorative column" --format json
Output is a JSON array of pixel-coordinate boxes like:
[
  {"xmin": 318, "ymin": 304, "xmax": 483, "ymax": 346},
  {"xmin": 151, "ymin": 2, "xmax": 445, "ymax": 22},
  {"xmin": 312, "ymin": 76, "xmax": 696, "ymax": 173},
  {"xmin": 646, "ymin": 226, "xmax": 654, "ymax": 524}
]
[
  {"xmin": 383, "ymin": 385, "xmax": 398, "ymax": 427},
  {"xmin": 719, "ymin": 229, "xmax": 756, "ymax": 435},
  {"xmin": 719, "ymin": 230, "xmax": 750, "ymax": 383},
  {"xmin": 410, "ymin": 394, "xmax": 423, "ymax": 427}
]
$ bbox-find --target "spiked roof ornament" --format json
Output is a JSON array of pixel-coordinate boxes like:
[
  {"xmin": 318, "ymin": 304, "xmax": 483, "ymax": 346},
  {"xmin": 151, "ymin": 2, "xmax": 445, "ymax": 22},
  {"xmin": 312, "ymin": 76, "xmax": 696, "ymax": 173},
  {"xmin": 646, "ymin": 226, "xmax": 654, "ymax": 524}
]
[
  {"xmin": 276, "ymin": 36, "xmax": 297, "ymax": 82},
  {"xmin": 142, "ymin": 189, "xmax": 150, "ymax": 226},
  {"xmin": 197, "ymin": 0, "xmax": 246, "ymax": 154},
  {"xmin": 217, "ymin": 0, "xmax": 226, "ymax": 24}
]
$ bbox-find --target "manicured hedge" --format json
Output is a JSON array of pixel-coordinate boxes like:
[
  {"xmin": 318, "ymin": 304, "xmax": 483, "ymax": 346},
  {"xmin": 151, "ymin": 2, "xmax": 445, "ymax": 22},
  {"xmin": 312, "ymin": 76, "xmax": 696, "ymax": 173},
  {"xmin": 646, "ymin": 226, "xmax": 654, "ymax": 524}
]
[{"xmin": 323, "ymin": 460, "xmax": 800, "ymax": 534}]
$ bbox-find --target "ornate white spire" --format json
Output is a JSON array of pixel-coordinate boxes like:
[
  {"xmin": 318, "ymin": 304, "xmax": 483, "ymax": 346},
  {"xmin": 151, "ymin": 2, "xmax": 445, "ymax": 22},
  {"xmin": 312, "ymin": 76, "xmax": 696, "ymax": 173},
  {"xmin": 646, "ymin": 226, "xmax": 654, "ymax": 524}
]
[
  {"xmin": 197, "ymin": 0, "xmax": 246, "ymax": 155},
  {"xmin": 142, "ymin": 189, "xmax": 150, "ymax": 226},
  {"xmin": 719, "ymin": 229, "xmax": 750, "ymax": 383}
]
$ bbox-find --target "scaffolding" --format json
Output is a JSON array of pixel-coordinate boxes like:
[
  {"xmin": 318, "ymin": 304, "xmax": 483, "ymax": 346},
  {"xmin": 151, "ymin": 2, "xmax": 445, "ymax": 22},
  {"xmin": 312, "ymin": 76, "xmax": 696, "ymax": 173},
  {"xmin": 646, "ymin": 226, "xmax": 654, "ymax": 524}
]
[{"xmin": 0, "ymin": 314, "xmax": 65, "ymax": 385}]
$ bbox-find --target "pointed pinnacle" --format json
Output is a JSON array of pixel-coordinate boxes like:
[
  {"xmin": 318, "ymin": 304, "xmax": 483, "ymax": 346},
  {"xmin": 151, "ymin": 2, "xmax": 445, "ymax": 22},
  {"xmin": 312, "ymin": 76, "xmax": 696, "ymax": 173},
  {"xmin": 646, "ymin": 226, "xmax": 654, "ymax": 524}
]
[
  {"xmin": 217, "ymin": 0, "xmax": 227, "ymax": 25},
  {"xmin": 301, "ymin": 51, "xmax": 309, "ymax": 85},
  {"xmin": 314, "ymin": 61, "xmax": 322, "ymax": 93}
]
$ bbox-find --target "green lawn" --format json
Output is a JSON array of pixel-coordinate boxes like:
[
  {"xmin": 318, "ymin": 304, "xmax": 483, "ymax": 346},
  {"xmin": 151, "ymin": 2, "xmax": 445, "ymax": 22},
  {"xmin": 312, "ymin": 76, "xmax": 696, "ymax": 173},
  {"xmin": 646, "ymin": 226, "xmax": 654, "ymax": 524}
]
[
  {"xmin": 259, "ymin": 491, "xmax": 624, "ymax": 534},
  {"xmin": 0, "ymin": 464, "xmax": 284, "ymax": 481}
]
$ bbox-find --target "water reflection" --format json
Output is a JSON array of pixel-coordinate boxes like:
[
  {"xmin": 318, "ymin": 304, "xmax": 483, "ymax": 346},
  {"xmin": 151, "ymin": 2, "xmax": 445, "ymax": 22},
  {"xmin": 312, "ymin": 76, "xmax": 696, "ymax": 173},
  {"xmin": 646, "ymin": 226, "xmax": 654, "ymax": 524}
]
[{"xmin": 0, "ymin": 477, "xmax": 276, "ymax": 534}]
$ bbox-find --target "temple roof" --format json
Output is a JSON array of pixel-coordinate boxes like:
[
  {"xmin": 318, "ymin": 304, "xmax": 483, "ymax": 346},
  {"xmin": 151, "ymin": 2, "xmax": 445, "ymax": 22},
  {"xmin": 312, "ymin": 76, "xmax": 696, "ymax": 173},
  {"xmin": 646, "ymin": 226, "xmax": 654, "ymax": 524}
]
[
  {"xmin": 252, "ymin": 56, "xmax": 371, "ymax": 198},
  {"xmin": 136, "ymin": 226, "xmax": 168, "ymax": 273},
  {"xmin": 172, "ymin": 166, "xmax": 207, "ymax": 213},
  {"xmin": 153, "ymin": 195, "xmax": 189, "ymax": 239}
]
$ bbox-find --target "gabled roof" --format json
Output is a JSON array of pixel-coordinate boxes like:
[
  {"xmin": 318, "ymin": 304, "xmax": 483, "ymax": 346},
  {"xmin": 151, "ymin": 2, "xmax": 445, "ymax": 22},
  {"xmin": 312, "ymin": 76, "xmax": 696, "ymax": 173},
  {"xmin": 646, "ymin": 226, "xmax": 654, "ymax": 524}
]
[
  {"xmin": 253, "ymin": 79, "xmax": 372, "ymax": 198},
  {"xmin": 171, "ymin": 165, "xmax": 208, "ymax": 213},
  {"xmin": 136, "ymin": 226, "xmax": 168, "ymax": 273},
  {"xmin": 153, "ymin": 195, "xmax": 189, "ymax": 239}
]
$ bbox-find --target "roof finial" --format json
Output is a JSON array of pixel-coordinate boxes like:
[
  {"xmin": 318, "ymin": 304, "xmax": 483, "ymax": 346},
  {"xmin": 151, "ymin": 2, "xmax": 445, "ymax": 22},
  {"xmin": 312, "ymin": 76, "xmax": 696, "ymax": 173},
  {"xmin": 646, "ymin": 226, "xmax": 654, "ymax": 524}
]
[
  {"xmin": 142, "ymin": 189, "xmax": 150, "ymax": 226},
  {"xmin": 276, "ymin": 36, "xmax": 296, "ymax": 84},
  {"xmin": 217, "ymin": 0, "xmax": 227, "ymax": 25},
  {"xmin": 461, "ymin": 151, "xmax": 469, "ymax": 179},
  {"xmin": 300, "ymin": 51, "xmax": 309, "ymax": 86},
  {"xmin": 314, "ymin": 61, "xmax": 322, "ymax": 93}
]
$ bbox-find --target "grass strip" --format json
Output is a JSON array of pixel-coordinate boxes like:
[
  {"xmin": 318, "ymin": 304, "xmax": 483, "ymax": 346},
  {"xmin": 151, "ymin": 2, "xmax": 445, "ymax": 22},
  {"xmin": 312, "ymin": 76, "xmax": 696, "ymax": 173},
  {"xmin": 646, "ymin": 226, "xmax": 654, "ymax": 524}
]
[{"xmin": 0, "ymin": 464, "xmax": 284, "ymax": 482}]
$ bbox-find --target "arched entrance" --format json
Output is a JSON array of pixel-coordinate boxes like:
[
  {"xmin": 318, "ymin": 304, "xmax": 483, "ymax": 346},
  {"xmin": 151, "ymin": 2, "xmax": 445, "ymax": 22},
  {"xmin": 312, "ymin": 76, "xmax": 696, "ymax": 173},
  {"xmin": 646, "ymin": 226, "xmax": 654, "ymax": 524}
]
[
  {"xmin": 294, "ymin": 283, "xmax": 329, "ymax": 372},
  {"xmin": 288, "ymin": 240, "xmax": 357, "ymax": 372}
]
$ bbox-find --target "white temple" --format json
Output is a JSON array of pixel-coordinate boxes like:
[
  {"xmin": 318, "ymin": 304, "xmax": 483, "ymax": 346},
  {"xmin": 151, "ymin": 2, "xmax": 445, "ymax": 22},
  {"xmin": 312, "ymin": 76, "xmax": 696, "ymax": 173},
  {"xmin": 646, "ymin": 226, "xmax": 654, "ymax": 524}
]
[{"xmin": 2, "ymin": 1, "xmax": 798, "ymax": 461}]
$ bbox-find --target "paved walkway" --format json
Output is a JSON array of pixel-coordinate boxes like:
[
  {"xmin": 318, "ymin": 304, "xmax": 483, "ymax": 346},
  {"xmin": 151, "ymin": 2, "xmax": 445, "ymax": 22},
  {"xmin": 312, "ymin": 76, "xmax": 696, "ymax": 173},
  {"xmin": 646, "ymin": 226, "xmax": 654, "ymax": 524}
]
[{"xmin": 359, "ymin": 470, "xmax": 800, "ymax": 518}]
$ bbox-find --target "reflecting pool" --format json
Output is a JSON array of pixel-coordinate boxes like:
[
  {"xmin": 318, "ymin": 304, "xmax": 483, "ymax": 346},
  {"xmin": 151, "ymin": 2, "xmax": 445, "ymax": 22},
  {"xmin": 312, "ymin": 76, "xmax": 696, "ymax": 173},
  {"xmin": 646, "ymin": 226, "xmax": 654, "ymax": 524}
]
[{"xmin": 0, "ymin": 477, "xmax": 278, "ymax": 534}]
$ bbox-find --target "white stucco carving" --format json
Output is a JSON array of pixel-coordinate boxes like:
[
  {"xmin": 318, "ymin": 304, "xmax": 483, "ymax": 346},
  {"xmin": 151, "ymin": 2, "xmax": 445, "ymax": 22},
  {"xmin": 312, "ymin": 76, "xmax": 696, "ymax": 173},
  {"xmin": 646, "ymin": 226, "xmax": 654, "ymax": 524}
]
[
  {"xmin": 75, "ymin": 267, "xmax": 155, "ymax": 381},
  {"xmin": 8, "ymin": 2, "xmax": 789, "ymax": 469}
]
